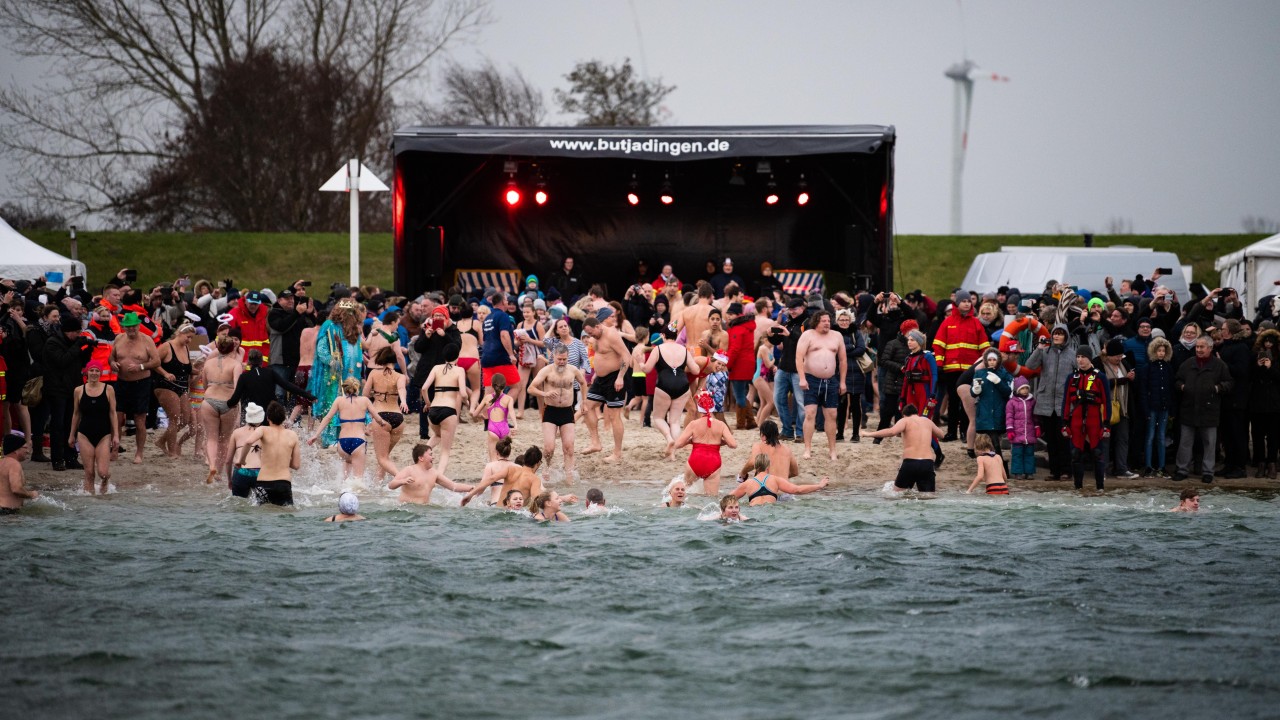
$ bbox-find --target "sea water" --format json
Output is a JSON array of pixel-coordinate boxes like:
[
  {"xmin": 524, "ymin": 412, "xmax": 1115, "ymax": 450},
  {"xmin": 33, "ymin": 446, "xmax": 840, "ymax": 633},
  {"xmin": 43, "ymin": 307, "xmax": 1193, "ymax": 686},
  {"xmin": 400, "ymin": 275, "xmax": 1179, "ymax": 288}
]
[{"xmin": 4, "ymin": 481, "xmax": 1280, "ymax": 719}]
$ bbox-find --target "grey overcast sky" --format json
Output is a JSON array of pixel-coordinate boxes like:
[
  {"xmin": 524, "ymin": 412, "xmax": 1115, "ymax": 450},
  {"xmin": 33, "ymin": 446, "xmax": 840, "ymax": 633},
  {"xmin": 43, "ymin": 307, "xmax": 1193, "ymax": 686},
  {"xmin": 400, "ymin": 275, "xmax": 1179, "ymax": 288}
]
[{"xmin": 3, "ymin": 0, "xmax": 1278, "ymax": 234}]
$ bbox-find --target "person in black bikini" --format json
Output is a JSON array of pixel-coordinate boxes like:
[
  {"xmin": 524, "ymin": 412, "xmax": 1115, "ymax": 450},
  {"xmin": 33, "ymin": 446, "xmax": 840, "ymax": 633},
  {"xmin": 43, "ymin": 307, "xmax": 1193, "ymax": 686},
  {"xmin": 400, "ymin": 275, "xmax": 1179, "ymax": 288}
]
[
  {"xmin": 641, "ymin": 329, "xmax": 699, "ymax": 460},
  {"xmin": 421, "ymin": 344, "xmax": 468, "ymax": 475},
  {"xmin": 364, "ymin": 347, "xmax": 409, "ymax": 484},
  {"xmin": 152, "ymin": 323, "xmax": 195, "ymax": 459},
  {"xmin": 730, "ymin": 453, "xmax": 829, "ymax": 506},
  {"xmin": 69, "ymin": 360, "xmax": 119, "ymax": 495},
  {"xmin": 527, "ymin": 345, "xmax": 587, "ymax": 482}
]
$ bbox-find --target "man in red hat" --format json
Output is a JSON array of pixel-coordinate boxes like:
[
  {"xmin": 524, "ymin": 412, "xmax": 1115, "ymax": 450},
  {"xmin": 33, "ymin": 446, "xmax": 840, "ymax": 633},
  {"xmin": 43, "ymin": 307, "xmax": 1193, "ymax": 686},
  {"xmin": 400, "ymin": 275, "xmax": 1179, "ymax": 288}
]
[{"xmin": 230, "ymin": 290, "xmax": 271, "ymax": 364}]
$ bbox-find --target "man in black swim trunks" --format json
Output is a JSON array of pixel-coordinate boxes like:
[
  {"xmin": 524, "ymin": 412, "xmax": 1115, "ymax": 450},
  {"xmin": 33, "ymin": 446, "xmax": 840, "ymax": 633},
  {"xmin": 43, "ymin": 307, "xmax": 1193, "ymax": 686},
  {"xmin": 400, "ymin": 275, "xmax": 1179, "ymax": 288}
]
[
  {"xmin": 582, "ymin": 309, "xmax": 630, "ymax": 463},
  {"xmin": 528, "ymin": 346, "xmax": 587, "ymax": 480},
  {"xmin": 861, "ymin": 403, "xmax": 946, "ymax": 494}
]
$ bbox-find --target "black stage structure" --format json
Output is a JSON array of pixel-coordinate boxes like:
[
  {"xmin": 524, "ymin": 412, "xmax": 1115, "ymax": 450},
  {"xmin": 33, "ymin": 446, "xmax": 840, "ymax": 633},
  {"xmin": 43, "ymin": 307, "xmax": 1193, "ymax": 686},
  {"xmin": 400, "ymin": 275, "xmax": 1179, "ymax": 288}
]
[{"xmin": 391, "ymin": 125, "xmax": 896, "ymax": 300}]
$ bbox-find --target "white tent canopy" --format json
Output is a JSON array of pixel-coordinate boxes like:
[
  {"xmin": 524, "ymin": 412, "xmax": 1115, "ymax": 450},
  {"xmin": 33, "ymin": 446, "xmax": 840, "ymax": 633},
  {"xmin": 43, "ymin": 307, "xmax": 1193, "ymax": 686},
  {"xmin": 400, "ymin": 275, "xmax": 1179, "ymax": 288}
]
[
  {"xmin": 1215, "ymin": 233, "xmax": 1280, "ymax": 312},
  {"xmin": 0, "ymin": 216, "xmax": 85, "ymax": 288}
]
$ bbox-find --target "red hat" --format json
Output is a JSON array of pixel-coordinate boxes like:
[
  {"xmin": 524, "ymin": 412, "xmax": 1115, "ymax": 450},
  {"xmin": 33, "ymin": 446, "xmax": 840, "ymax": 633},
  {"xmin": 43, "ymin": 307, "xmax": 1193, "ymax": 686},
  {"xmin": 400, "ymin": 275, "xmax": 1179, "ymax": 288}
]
[
  {"xmin": 1005, "ymin": 342, "xmax": 1022, "ymax": 353},
  {"xmin": 900, "ymin": 319, "xmax": 919, "ymax": 334},
  {"xmin": 431, "ymin": 306, "xmax": 449, "ymax": 317}
]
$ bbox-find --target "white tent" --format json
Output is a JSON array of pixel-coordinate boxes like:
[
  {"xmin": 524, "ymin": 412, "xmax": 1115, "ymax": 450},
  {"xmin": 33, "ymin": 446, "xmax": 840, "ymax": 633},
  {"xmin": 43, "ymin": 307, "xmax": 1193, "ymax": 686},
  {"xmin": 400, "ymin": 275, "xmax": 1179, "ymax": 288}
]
[
  {"xmin": 1215, "ymin": 233, "xmax": 1280, "ymax": 312},
  {"xmin": 0, "ymin": 216, "xmax": 85, "ymax": 288}
]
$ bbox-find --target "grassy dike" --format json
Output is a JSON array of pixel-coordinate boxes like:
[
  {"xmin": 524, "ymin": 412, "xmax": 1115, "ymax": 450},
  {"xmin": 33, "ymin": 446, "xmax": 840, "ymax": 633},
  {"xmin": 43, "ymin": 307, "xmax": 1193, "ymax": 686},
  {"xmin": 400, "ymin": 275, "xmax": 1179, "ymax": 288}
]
[{"xmin": 24, "ymin": 230, "xmax": 1265, "ymax": 299}]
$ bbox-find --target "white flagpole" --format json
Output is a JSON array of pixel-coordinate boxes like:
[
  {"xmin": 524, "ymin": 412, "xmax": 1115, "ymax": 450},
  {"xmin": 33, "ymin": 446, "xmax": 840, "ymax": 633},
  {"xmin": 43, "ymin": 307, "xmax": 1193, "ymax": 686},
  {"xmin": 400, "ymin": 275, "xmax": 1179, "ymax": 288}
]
[{"xmin": 349, "ymin": 158, "xmax": 360, "ymax": 288}]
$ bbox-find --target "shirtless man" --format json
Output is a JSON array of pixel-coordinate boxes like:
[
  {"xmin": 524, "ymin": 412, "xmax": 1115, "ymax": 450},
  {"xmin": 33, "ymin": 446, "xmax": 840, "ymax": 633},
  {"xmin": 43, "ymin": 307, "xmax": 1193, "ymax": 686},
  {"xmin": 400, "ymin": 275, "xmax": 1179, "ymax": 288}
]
[
  {"xmin": 861, "ymin": 403, "xmax": 946, "ymax": 494},
  {"xmin": 752, "ymin": 298, "xmax": 778, "ymax": 344},
  {"xmin": 0, "ymin": 435, "xmax": 38, "ymax": 513},
  {"xmin": 460, "ymin": 447, "xmax": 577, "ymax": 508},
  {"xmin": 527, "ymin": 346, "xmax": 587, "ymax": 479},
  {"xmin": 796, "ymin": 311, "xmax": 847, "ymax": 460},
  {"xmin": 737, "ymin": 420, "xmax": 800, "ymax": 480},
  {"xmin": 582, "ymin": 310, "xmax": 630, "ymax": 462},
  {"xmin": 676, "ymin": 283, "xmax": 716, "ymax": 354},
  {"xmin": 387, "ymin": 444, "xmax": 474, "ymax": 504},
  {"xmin": 238, "ymin": 401, "xmax": 300, "ymax": 506},
  {"xmin": 109, "ymin": 312, "xmax": 161, "ymax": 464}
]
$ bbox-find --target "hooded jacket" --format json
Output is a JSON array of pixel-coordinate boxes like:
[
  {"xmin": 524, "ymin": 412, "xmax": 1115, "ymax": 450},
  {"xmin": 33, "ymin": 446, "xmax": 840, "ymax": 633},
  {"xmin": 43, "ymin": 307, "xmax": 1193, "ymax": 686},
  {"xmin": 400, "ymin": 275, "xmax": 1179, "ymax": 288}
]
[
  {"xmin": 1005, "ymin": 376, "xmax": 1038, "ymax": 444},
  {"xmin": 726, "ymin": 315, "xmax": 756, "ymax": 382},
  {"xmin": 229, "ymin": 295, "xmax": 270, "ymax": 363},
  {"xmin": 931, "ymin": 303, "xmax": 990, "ymax": 372},
  {"xmin": 972, "ymin": 354, "xmax": 1013, "ymax": 432},
  {"xmin": 1024, "ymin": 328, "xmax": 1078, "ymax": 417},
  {"xmin": 1139, "ymin": 338, "xmax": 1176, "ymax": 413},
  {"xmin": 878, "ymin": 334, "xmax": 908, "ymax": 395}
]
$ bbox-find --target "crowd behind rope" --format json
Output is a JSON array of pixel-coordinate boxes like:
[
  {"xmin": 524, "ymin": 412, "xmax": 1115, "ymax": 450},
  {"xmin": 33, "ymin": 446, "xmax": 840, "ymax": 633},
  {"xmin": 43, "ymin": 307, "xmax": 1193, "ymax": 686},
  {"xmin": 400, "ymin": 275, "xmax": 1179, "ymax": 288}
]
[{"xmin": 0, "ymin": 257, "xmax": 1270, "ymax": 512}]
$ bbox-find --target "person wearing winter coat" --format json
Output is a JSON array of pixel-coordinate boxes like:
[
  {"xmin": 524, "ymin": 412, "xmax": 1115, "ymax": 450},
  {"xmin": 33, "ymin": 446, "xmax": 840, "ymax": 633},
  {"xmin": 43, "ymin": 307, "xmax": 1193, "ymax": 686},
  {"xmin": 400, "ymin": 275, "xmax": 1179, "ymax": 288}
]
[
  {"xmin": 970, "ymin": 348, "xmax": 1012, "ymax": 459},
  {"xmin": 1248, "ymin": 348, "xmax": 1280, "ymax": 478},
  {"xmin": 875, "ymin": 320, "xmax": 911, "ymax": 436},
  {"xmin": 1099, "ymin": 338, "xmax": 1139, "ymax": 479},
  {"xmin": 1024, "ymin": 325, "xmax": 1078, "ymax": 480},
  {"xmin": 1005, "ymin": 376, "xmax": 1038, "ymax": 479},
  {"xmin": 1173, "ymin": 336, "xmax": 1234, "ymax": 483},
  {"xmin": 931, "ymin": 291, "xmax": 990, "ymax": 441},
  {"xmin": 1216, "ymin": 319, "xmax": 1253, "ymax": 479},
  {"xmin": 834, "ymin": 310, "xmax": 867, "ymax": 442},
  {"xmin": 1062, "ymin": 349, "xmax": 1111, "ymax": 491},
  {"xmin": 1139, "ymin": 337, "xmax": 1176, "ymax": 477}
]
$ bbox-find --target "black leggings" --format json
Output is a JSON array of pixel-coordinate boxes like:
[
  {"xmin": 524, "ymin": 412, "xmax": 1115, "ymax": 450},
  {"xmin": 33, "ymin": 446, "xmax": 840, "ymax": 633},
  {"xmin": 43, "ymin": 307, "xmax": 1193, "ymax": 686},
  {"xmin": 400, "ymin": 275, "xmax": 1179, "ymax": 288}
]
[
  {"xmin": 1251, "ymin": 412, "xmax": 1280, "ymax": 465},
  {"xmin": 877, "ymin": 391, "xmax": 901, "ymax": 432},
  {"xmin": 836, "ymin": 393, "xmax": 862, "ymax": 438}
]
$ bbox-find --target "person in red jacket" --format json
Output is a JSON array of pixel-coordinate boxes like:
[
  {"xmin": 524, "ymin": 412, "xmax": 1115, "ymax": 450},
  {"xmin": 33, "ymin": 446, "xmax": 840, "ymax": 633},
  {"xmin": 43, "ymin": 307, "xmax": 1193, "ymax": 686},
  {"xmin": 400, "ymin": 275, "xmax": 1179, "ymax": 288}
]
[
  {"xmin": 229, "ymin": 290, "xmax": 271, "ymax": 365},
  {"xmin": 725, "ymin": 302, "xmax": 757, "ymax": 430},
  {"xmin": 931, "ymin": 290, "xmax": 990, "ymax": 442},
  {"xmin": 85, "ymin": 305, "xmax": 121, "ymax": 384},
  {"xmin": 1062, "ymin": 349, "xmax": 1111, "ymax": 491}
]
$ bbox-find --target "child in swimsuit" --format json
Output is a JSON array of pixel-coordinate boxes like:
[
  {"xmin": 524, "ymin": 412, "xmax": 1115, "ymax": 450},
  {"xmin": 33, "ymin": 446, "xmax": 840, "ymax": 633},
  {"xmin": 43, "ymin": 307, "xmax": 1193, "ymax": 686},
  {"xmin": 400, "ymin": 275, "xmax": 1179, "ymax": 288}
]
[
  {"xmin": 308, "ymin": 377, "xmax": 390, "ymax": 484},
  {"xmin": 475, "ymin": 374, "xmax": 515, "ymax": 462},
  {"xmin": 966, "ymin": 434, "xmax": 1009, "ymax": 495}
]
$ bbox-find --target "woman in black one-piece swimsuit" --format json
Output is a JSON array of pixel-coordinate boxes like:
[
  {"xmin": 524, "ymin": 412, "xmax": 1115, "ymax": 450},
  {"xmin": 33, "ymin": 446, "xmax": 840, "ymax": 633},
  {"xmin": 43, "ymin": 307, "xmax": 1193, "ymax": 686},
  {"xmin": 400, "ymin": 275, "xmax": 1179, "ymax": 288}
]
[
  {"xmin": 153, "ymin": 325, "xmax": 195, "ymax": 458},
  {"xmin": 70, "ymin": 361, "xmax": 119, "ymax": 495}
]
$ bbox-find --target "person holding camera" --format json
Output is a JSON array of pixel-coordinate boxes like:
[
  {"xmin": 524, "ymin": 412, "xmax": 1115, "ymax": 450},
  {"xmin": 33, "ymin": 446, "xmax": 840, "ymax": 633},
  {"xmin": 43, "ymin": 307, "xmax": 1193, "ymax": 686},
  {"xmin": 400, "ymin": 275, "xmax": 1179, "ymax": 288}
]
[
  {"xmin": 267, "ymin": 283, "xmax": 317, "ymax": 408},
  {"xmin": 1025, "ymin": 325, "xmax": 1079, "ymax": 480}
]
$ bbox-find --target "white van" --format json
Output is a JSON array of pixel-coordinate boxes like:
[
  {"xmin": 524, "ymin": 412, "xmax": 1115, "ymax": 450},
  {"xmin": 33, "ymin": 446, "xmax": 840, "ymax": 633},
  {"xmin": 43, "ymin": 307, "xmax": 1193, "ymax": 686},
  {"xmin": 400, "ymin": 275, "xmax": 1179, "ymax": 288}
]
[{"xmin": 960, "ymin": 246, "xmax": 1191, "ymax": 301}]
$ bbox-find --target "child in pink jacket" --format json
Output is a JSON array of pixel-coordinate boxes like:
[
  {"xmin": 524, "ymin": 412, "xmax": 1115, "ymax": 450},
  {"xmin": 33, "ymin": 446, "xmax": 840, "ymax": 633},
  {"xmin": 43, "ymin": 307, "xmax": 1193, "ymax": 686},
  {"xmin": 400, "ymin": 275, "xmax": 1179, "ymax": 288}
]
[{"xmin": 1005, "ymin": 375, "xmax": 1039, "ymax": 479}]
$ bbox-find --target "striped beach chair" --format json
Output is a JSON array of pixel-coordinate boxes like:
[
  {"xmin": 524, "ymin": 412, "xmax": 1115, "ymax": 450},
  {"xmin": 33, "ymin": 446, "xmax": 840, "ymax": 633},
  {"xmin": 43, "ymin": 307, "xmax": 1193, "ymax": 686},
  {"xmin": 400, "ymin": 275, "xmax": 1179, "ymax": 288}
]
[
  {"xmin": 454, "ymin": 269, "xmax": 522, "ymax": 297},
  {"xmin": 774, "ymin": 269, "xmax": 826, "ymax": 297}
]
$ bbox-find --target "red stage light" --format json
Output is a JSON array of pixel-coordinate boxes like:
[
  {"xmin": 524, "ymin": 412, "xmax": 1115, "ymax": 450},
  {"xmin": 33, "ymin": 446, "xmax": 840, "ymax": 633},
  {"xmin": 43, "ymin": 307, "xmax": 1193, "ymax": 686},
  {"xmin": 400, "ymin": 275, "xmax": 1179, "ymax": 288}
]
[
  {"xmin": 765, "ymin": 193, "xmax": 779, "ymax": 205},
  {"xmin": 535, "ymin": 189, "xmax": 548, "ymax": 205},
  {"xmin": 505, "ymin": 186, "xmax": 521, "ymax": 206},
  {"xmin": 660, "ymin": 193, "xmax": 674, "ymax": 205},
  {"xmin": 627, "ymin": 192, "xmax": 640, "ymax": 206},
  {"xmin": 797, "ymin": 191, "xmax": 810, "ymax": 206}
]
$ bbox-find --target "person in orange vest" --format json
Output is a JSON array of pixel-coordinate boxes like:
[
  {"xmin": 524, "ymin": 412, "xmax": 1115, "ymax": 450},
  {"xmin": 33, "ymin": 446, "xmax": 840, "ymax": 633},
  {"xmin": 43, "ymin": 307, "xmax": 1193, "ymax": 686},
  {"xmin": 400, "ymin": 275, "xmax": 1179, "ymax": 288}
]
[
  {"xmin": 931, "ymin": 290, "xmax": 990, "ymax": 442},
  {"xmin": 1062, "ymin": 349, "xmax": 1111, "ymax": 491},
  {"xmin": 229, "ymin": 290, "xmax": 271, "ymax": 364}
]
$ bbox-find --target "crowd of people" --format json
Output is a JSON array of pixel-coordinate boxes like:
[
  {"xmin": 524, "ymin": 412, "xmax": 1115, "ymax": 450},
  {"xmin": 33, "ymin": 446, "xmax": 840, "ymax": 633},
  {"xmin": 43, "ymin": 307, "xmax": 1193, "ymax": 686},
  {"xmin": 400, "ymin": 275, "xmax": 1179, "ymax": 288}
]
[{"xmin": 1, "ymin": 257, "xmax": 1255, "ymax": 515}]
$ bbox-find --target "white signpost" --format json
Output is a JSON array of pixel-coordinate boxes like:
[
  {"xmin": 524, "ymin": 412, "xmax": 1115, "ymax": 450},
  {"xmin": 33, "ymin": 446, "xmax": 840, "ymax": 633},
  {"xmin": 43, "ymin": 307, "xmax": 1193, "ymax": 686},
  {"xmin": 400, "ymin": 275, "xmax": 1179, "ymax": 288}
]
[{"xmin": 320, "ymin": 158, "xmax": 389, "ymax": 287}]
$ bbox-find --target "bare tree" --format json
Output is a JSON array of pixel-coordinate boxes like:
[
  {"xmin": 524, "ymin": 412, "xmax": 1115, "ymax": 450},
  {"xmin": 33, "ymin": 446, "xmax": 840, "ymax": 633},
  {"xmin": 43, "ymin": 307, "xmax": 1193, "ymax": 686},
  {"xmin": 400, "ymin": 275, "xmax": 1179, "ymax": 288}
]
[
  {"xmin": 417, "ymin": 58, "xmax": 545, "ymax": 126},
  {"xmin": 0, "ymin": 201, "xmax": 66, "ymax": 230},
  {"xmin": 554, "ymin": 58, "xmax": 674, "ymax": 127},
  {"xmin": 0, "ymin": 0, "xmax": 490, "ymax": 226},
  {"xmin": 1243, "ymin": 216, "xmax": 1280, "ymax": 234},
  {"xmin": 1106, "ymin": 216, "xmax": 1133, "ymax": 235}
]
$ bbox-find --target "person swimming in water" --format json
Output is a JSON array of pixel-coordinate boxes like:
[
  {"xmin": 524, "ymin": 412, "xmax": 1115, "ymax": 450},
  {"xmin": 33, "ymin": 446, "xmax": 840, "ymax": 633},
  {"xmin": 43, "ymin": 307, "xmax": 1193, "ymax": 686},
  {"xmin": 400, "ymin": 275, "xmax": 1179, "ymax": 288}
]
[
  {"xmin": 731, "ymin": 453, "xmax": 829, "ymax": 506},
  {"xmin": 528, "ymin": 490, "xmax": 569, "ymax": 522},
  {"xmin": 1170, "ymin": 488, "xmax": 1200, "ymax": 513},
  {"xmin": 719, "ymin": 494, "xmax": 745, "ymax": 522},
  {"xmin": 324, "ymin": 492, "xmax": 366, "ymax": 522},
  {"xmin": 584, "ymin": 487, "xmax": 606, "ymax": 513},
  {"xmin": 663, "ymin": 478, "xmax": 688, "ymax": 508},
  {"xmin": 503, "ymin": 489, "xmax": 526, "ymax": 511}
]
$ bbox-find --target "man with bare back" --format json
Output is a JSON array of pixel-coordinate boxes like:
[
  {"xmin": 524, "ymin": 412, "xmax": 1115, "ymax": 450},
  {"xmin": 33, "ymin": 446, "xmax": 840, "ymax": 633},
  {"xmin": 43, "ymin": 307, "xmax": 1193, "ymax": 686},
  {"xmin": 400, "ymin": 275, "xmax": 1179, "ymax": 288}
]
[
  {"xmin": 109, "ymin": 312, "xmax": 161, "ymax": 464},
  {"xmin": 0, "ymin": 435, "xmax": 38, "ymax": 513},
  {"xmin": 242, "ymin": 401, "xmax": 301, "ymax": 506},
  {"xmin": 528, "ymin": 346, "xmax": 587, "ymax": 478},
  {"xmin": 677, "ymin": 283, "xmax": 716, "ymax": 353},
  {"xmin": 582, "ymin": 309, "xmax": 629, "ymax": 462},
  {"xmin": 860, "ymin": 403, "xmax": 946, "ymax": 494},
  {"xmin": 796, "ymin": 310, "xmax": 847, "ymax": 460}
]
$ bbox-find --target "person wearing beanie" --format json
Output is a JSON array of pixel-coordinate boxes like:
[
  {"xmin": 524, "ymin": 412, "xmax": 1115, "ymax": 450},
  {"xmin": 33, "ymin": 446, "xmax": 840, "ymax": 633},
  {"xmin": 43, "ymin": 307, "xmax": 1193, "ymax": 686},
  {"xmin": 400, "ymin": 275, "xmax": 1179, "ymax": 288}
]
[
  {"xmin": 898, "ymin": 328, "xmax": 942, "ymax": 467},
  {"xmin": 1173, "ymin": 335, "xmax": 1233, "ymax": 483},
  {"xmin": 228, "ymin": 402, "xmax": 267, "ymax": 498},
  {"xmin": 1100, "ymin": 337, "xmax": 1139, "ymax": 479},
  {"xmin": 1063, "ymin": 347, "xmax": 1111, "ymax": 490},
  {"xmin": 872, "ymin": 318, "xmax": 913, "ymax": 440},
  {"xmin": 1025, "ymin": 324, "xmax": 1079, "ymax": 480},
  {"xmin": 931, "ymin": 287, "xmax": 990, "ymax": 442},
  {"xmin": 324, "ymin": 491, "xmax": 366, "ymax": 522}
]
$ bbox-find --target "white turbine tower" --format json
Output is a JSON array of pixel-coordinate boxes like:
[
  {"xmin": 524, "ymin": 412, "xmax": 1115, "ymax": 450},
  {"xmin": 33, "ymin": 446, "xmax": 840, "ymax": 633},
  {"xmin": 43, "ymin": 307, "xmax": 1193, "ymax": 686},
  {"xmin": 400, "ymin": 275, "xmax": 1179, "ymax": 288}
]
[{"xmin": 945, "ymin": 59, "xmax": 1008, "ymax": 235}]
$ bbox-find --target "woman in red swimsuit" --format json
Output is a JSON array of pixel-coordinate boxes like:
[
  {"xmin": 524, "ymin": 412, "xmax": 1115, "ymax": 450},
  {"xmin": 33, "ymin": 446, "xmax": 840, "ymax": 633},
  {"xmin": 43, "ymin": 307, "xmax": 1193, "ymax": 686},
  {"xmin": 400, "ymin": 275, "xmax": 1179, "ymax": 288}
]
[{"xmin": 673, "ymin": 390, "xmax": 738, "ymax": 496}]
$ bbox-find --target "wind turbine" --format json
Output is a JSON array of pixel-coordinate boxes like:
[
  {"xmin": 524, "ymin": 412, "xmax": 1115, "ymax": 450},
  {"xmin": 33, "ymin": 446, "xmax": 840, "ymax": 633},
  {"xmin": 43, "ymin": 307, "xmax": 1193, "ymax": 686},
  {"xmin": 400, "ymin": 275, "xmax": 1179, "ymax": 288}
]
[{"xmin": 945, "ymin": 59, "xmax": 1009, "ymax": 235}]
